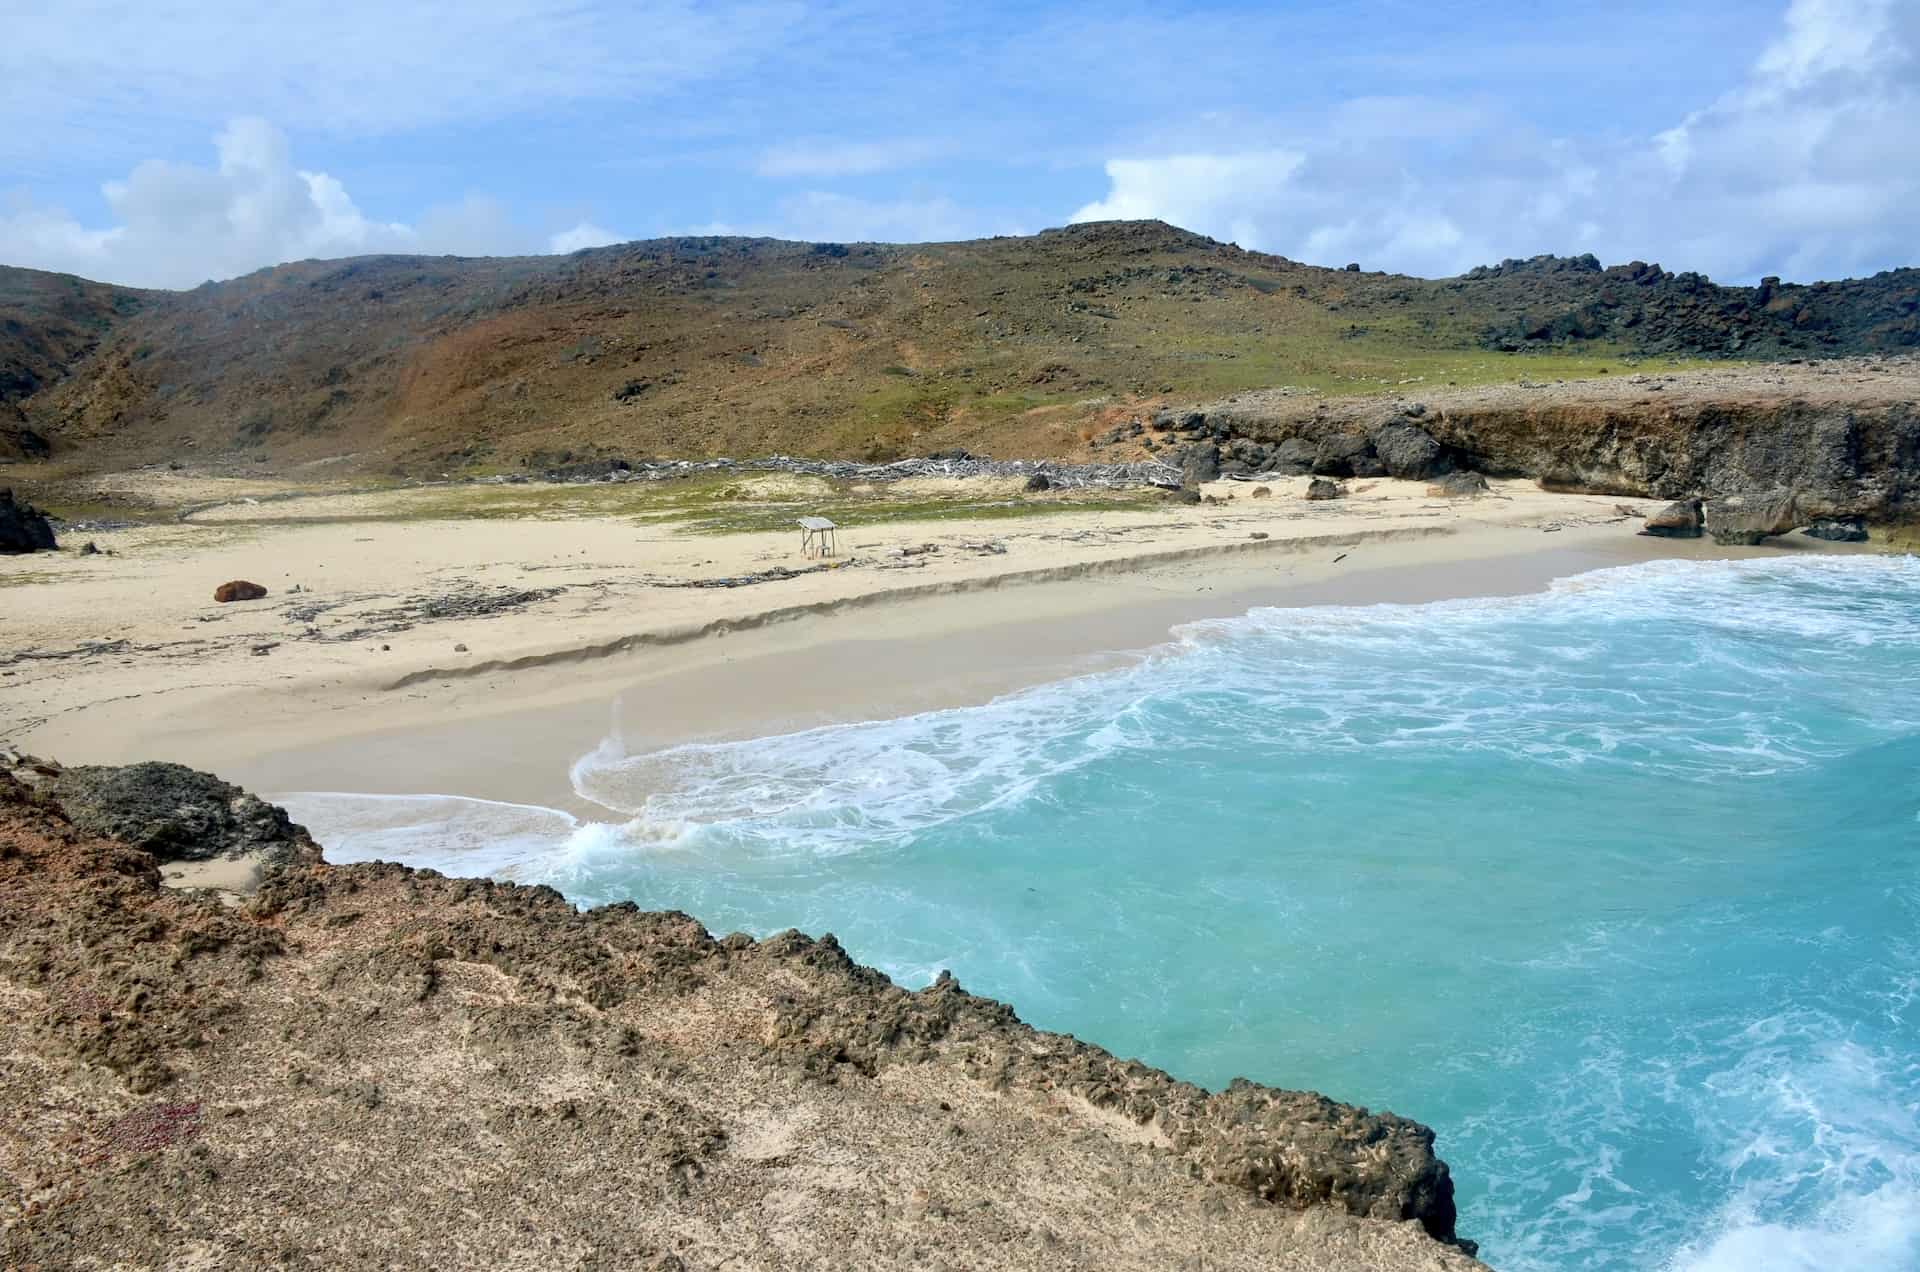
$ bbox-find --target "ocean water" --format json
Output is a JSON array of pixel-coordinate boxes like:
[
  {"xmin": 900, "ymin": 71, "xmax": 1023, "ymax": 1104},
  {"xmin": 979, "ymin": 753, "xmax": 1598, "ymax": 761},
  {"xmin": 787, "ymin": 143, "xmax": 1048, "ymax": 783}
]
[{"xmin": 280, "ymin": 555, "xmax": 1920, "ymax": 1271}]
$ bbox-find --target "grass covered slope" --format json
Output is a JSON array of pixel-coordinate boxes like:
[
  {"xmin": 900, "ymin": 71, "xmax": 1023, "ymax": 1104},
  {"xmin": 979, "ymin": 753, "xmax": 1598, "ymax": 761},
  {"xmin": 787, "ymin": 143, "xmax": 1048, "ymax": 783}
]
[{"xmin": 4, "ymin": 220, "xmax": 1918, "ymax": 476}]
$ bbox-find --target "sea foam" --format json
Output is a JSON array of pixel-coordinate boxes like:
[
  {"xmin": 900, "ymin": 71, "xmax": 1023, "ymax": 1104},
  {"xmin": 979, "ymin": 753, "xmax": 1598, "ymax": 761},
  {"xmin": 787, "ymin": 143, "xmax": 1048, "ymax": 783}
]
[{"xmin": 280, "ymin": 554, "xmax": 1920, "ymax": 1271}]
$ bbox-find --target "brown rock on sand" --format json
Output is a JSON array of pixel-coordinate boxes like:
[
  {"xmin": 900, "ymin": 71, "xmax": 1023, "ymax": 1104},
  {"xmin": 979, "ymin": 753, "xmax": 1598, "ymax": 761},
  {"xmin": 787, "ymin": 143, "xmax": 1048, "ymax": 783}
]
[{"xmin": 213, "ymin": 579, "xmax": 268, "ymax": 602}]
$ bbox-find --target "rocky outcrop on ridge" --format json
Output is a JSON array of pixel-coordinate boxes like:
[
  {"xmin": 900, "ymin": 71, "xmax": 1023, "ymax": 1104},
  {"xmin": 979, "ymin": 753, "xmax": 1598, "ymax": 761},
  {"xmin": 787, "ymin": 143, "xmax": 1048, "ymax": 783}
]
[
  {"xmin": 1468, "ymin": 254, "xmax": 1920, "ymax": 359},
  {"xmin": 0, "ymin": 762, "xmax": 1482, "ymax": 1270}
]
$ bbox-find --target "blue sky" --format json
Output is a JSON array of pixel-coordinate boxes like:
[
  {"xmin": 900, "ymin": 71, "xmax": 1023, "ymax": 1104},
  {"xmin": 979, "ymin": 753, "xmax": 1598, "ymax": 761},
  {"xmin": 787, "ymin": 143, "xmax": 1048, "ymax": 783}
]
[{"xmin": 3, "ymin": 0, "xmax": 1915, "ymax": 288}]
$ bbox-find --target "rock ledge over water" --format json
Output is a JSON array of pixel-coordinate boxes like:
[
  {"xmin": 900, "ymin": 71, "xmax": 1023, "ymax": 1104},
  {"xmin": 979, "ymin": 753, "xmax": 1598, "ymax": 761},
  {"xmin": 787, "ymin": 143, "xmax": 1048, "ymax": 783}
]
[{"xmin": 0, "ymin": 761, "xmax": 1480, "ymax": 1270}]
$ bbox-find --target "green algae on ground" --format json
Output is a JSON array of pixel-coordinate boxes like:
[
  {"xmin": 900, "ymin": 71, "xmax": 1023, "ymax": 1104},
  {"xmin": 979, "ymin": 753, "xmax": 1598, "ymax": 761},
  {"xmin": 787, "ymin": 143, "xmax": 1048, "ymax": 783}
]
[{"xmin": 675, "ymin": 492, "xmax": 1156, "ymax": 536}]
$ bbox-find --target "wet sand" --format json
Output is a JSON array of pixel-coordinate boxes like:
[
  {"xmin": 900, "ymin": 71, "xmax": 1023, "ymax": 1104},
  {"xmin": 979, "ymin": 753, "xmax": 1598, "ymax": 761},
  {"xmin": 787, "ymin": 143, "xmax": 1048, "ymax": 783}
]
[{"xmin": 192, "ymin": 522, "xmax": 1843, "ymax": 813}]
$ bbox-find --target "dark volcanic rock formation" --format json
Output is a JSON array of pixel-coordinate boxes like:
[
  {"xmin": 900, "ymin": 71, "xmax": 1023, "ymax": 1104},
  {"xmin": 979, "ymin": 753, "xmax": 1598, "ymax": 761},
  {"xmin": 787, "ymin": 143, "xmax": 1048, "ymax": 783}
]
[
  {"xmin": 0, "ymin": 487, "xmax": 56, "ymax": 553},
  {"xmin": 1271, "ymin": 437, "xmax": 1317, "ymax": 475},
  {"xmin": 0, "ymin": 763, "xmax": 1480, "ymax": 1268},
  {"xmin": 1371, "ymin": 418, "xmax": 1452, "ymax": 481},
  {"xmin": 1180, "ymin": 442, "xmax": 1222, "ymax": 487},
  {"xmin": 1313, "ymin": 434, "xmax": 1378, "ymax": 478},
  {"xmin": 46, "ymin": 760, "xmax": 307, "ymax": 868},
  {"xmin": 1469, "ymin": 255, "xmax": 1920, "ymax": 359}
]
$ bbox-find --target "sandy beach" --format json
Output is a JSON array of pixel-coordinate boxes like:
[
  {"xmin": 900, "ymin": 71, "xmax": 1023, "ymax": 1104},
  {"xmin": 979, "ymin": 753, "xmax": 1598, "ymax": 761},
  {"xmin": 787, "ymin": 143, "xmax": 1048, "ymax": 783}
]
[{"xmin": 3, "ymin": 469, "xmax": 1875, "ymax": 808}]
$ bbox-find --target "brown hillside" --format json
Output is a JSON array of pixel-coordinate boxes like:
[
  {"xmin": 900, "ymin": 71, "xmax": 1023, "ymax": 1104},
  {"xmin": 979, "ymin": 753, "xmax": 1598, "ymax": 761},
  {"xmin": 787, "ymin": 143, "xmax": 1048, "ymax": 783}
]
[
  {"xmin": 0, "ymin": 267, "xmax": 152, "ymax": 460},
  {"xmin": 6, "ymin": 221, "xmax": 1918, "ymax": 476}
]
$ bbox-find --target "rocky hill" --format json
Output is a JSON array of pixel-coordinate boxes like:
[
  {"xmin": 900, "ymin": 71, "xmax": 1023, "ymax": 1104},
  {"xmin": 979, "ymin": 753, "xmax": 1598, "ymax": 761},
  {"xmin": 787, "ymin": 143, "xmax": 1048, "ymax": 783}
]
[
  {"xmin": 3, "ymin": 221, "xmax": 1917, "ymax": 477},
  {"xmin": 0, "ymin": 267, "xmax": 151, "ymax": 461},
  {"xmin": 0, "ymin": 756, "xmax": 1484, "ymax": 1269}
]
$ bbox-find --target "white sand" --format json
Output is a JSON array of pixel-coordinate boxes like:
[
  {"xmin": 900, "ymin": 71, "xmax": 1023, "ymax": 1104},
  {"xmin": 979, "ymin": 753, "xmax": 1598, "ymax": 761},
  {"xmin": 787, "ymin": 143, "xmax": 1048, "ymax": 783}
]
[{"xmin": 1, "ymin": 473, "xmax": 1869, "ymax": 800}]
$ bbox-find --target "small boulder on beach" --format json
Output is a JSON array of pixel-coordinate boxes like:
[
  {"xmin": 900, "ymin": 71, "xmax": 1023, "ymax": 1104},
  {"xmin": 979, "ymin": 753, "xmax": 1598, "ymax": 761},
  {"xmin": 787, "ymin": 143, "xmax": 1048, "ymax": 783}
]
[
  {"xmin": 1427, "ymin": 472, "xmax": 1490, "ymax": 498},
  {"xmin": 1270, "ymin": 438, "xmax": 1317, "ymax": 475},
  {"xmin": 1305, "ymin": 477, "xmax": 1346, "ymax": 501},
  {"xmin": 214, "ymin": 580, "xmax": 268, "ymax": 603},
  {"xmin": 1371, "ymin": 418, "xmax": 1452, "ymax": 481},
  {"xmin": 1705, "ymin": 491, "xmax": 1798, "ymax": 545},
  {"xmin": 1640, "ymin": 499, "xmax": 1704, "ymax": 538},
  {"xmin": 1803, "ymin": 516, "xmax": 1867, "ymax": 542},
  {"xmin": 0, "ymin": 488, "xmax": 56, "ymax": 554},
  {"xmin": 1312, "ymin": 434, "xmax": 1378, "ymax": 478}
]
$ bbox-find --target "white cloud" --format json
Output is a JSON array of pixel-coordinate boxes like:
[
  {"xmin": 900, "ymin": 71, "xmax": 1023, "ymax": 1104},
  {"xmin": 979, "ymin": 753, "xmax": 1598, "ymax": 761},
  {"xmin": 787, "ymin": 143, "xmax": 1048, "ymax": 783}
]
[
  {"xmin": 1646, "ymin": 0, "xmax": 1920, "ymax": 280},
  {"xmin": 1068, "ymin": 136, "xmax": 1568, "ymax": 278},
  {"xmin": 1067, "ymin": 0, "xmax": 1920, "ymax": 282},
  {"xmin": 755, "ymin": 139, "xmax": 940, "ymax": 178},
  {"xmin": 0, "ymin": 120, "xmax": 610, "ymax": 287},
  {"xmin": 549, "ymin": 222, "xmax": 623, "ymax": 253},
  {"xmin": 1072, "ymin": 151, "xmax": 1306, "ymax": 252},
  {"xmin": 1755, "ymin": 0, "xmax": 1904, "ymax": 86}
]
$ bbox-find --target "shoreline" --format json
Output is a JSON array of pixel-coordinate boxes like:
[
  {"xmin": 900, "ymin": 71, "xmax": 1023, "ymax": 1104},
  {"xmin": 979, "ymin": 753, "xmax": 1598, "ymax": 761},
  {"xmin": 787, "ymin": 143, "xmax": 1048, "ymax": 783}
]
[
  {"xmin": 5, "ymin": 473, "xmax": 1881, "ymax": 812},
  {"xmin": 3, "ymin": 475, "xmax": 1904, "ymax": 1272},
  {"xmin": 114, "ymin": 520, "xmax": 1868, "ymax": 815}
]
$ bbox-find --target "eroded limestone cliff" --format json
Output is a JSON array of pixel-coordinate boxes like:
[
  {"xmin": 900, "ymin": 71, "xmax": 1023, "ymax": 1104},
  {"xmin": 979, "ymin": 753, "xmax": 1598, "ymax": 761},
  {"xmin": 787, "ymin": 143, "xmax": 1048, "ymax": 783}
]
[{"xmin": 1195, "ymin": 358, "xmax": 1920, "ymax": 525}]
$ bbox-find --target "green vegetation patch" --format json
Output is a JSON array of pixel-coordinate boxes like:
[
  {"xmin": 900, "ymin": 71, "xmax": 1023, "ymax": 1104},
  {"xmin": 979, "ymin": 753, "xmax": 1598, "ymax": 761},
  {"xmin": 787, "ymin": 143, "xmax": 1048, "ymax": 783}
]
[{"xmin": 677, "ymin": 491, "xmax": 1155, "ymax": 535}]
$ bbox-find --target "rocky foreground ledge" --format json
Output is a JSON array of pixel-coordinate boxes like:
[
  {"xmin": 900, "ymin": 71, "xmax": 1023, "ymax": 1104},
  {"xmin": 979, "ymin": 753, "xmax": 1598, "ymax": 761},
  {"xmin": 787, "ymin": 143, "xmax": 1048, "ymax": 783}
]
[{"xmin": 0, "ymin": 759, "xmax": 1483, "ymax": 1270}]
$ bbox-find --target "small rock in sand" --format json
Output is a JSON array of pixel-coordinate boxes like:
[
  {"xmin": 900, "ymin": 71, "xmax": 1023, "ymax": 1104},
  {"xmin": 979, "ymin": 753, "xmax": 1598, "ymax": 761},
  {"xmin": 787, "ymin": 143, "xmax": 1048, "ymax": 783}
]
[
  {"xmin": 454, "ymin": 643, "xmax": 469, "ymax": 652},
  {"xmin": 1305, "ymin": 477, "xmax": 1346, "ymax": 501},
  {"xmin": 213, "ymin": 580, "xmax": 268, "ymax": 603},
  {"xmin": 1426, "ymin": 472, "xmax": 1490, "ymax": 498}
]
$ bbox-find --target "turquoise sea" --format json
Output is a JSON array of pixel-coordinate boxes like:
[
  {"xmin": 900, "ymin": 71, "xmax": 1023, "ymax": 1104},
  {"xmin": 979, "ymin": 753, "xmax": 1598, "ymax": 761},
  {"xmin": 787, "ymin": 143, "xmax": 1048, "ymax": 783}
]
[{"xmin": 281, "ymin": 554, "xmax": 1920, "ymax": 1271}]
